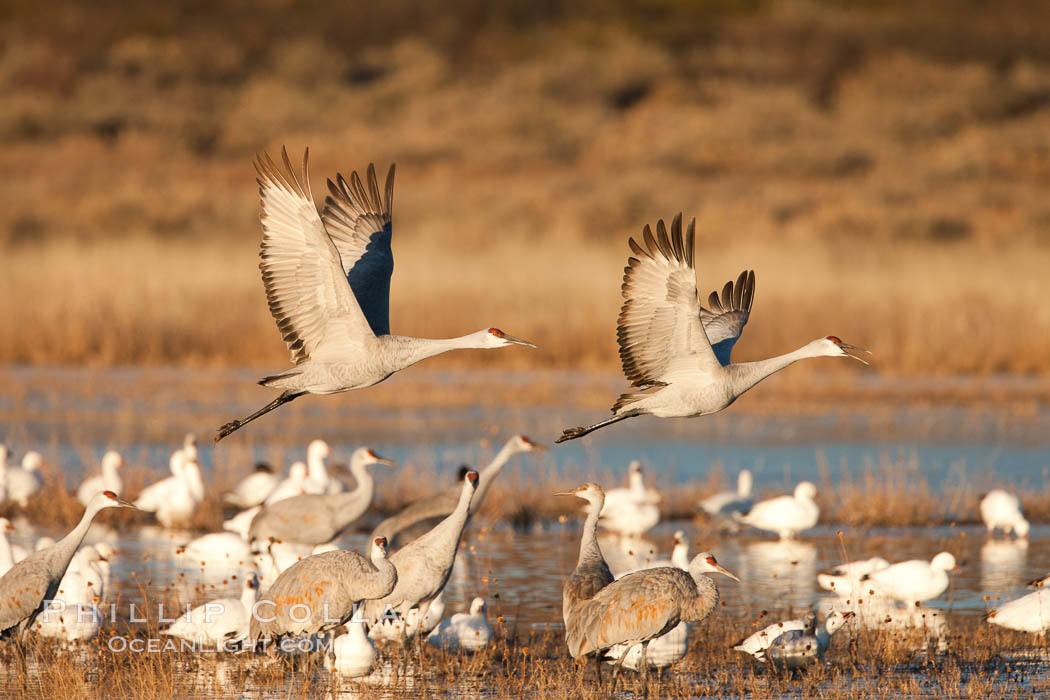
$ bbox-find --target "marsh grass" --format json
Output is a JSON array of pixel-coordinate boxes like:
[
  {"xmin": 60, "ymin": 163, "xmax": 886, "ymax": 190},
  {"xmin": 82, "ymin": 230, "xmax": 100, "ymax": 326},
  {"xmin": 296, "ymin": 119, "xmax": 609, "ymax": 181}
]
[
  {"xmin": 1, "ymin": 609, "xmax": 1048, "ymax": 698},
  {"xmin": 4, "ymin": 3, "xmax": 1050, "ymax": 379}
]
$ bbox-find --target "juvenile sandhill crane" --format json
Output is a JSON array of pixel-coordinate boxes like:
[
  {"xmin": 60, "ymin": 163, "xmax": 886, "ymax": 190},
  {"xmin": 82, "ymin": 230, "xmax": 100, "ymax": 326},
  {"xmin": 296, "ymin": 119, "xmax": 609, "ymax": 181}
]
[
  {"xmin": 369, "ymin": 435, "xmax": 544, "ymax": 548},
  {"xmin": 556, "ymin": 214, "xmax": 868, "ymax": 442},
  {"xmin": 567, "ymin": 552, "xmax": 738, "ymax": 683},
  {"xmin": 248, "ymin": 448, "xmax": 395, "ymax": 549},
  {"xmin": 737, "ymin": 481, "xmax": 819, "ymax": 540},
  {"xmin": 362, "ymin": 472, "xmax": 479, "ymax": 638},
  {"xmin": 426, "ymin": 597, "xmax": 492, "ymax": 653},
  {"xmin": 980, "ymin": 489, "xmax": 1029, "ymax": 538},
  {"xmin": 215, "ymin": 149, "xmax": 535, "ymax": 441},
  {"xmin": 76, "ymin": 450, "xmax": 124, "ymax": 506},
  {"xmin": 0, "ymin": 491, "xmax": 136, "ymax": 662},
  {"xmin": 733, "ymin": 610, "xmax": 853, "ymax": 669},
  {"xmin": 7, "ymin": 451, "xmax": 45, "ymax": 507},
  {"xmin": 860, "ymin": 552, "xmax": 958, "ymax": 604},
  {"xmin": 250, "ymin": 537, "xmax": 397, "ymax": 645},
  {"xmin": 162, "ymin": 574, "xmax": 260, "ymax": 647},
  {"xmin": 223, "ymin": 462, "xmax": 279, "ymax": 509},
  {"xmin": 557, "ymin": 483, "xmax": 614, "ymax": 626},
  {"xmin": 598, "ymin": 461, "xmax": 661, "ymax": 538}
]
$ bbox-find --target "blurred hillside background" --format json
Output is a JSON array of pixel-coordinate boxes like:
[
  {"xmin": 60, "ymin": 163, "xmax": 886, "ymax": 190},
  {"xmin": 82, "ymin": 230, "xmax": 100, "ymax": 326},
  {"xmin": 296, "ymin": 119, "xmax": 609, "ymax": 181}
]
[{"xmin": 3, "ymin": 0, "xmax": 1050, "ymax": 380}]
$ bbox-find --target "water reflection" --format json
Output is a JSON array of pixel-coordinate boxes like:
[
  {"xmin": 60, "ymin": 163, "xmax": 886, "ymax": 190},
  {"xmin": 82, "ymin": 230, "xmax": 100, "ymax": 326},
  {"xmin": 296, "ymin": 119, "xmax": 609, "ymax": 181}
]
[
  {"xmin": 734, "ymin": 540, "xmax": 817, "ymax": 612},
  {"xmin": 981, "ymin": 538, "xmax": 1028, "ymax": 593}
]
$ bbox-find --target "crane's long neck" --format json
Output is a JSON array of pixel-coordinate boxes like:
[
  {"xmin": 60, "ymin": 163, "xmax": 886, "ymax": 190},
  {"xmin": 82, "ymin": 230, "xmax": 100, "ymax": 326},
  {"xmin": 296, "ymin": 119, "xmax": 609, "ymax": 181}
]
[
  {"xmin": 726, "ymin": 345, "xmax": 820, "ymax": 397},
  {"xmin": 368, "ymin": 553, "xmax": 398, "ymax": 599},
  {"xmin": 683, "ymin": 574, "xmax": 719, "ymax": 624},
  {"xmin": 413, "ymin": 484, "xmax": 475, "ymax": 563},
  {"xmin": 55, "ymin": 503, "xmax": 106, "ymax": 572},
  {"xmin": 473, "ymin": 441, "xmax": 519, "ymax": 513},
  {"xmin": 383, "ymin": 334, "xmax": 490, "ymax": 372},
  {"xmin": 578, "ymin": 495, "xmax": 604, "ymax": 565},
  {"xmin": 348, "ymin": 461, "xmax": 375, "ymax": 505}
]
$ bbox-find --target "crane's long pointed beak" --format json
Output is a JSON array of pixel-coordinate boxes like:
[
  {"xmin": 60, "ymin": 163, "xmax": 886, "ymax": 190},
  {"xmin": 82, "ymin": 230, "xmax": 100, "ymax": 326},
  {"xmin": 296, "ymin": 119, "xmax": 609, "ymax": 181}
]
[
  {"xmin": 840, "ymin": 343, "xmax": 871, "ymax": 365},
  {"xmin": 376, "ymin": 457, "xmax": 397, "ymax": 467},
  {"xmin": 524, "ymin": 437, "xmax": 548, "ymax": 451},
  {"xmin": 715, "ymin": 564, "xmax": 740, "ymax": 582},
  {"xmin": 116, "ymin": 496, "xmax": 139, "ymax": 509},
  {"xmin": 553, "ymin": 490, "xmax": 576, "ymax": 497},
  {"xmin": 503, "ymin": 333, "xmax": 536, "ymax": 348}
]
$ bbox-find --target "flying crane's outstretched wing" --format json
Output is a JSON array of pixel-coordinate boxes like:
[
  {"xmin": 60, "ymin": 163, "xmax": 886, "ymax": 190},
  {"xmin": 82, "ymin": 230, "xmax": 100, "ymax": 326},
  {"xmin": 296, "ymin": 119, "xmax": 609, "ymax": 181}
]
[
  {"xmin": 616, "ymin": 214, "xmax": 721, "ymax": 389},
  {"xmin": 700, "ymin": 270, "xmax": 755, "ymax": 366},
  {"xmin": 322, "ymin": 163, "xmax": 396, "ymax": 336}
]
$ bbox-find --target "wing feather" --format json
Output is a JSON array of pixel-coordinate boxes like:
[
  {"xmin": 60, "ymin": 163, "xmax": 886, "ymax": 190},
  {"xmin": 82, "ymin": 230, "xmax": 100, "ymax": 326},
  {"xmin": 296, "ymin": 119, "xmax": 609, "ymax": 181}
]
[
  {"xmin": 256, "ymin": 148, "xmax": 374, "ymax": 365},
  {"xmin": 321, "ymin": 163, "xmax": 396, "ymax": 336},
  {"xmin": 700, "ymin": 269, "xmax": 755, "ymax": 366},
  {"xmin": 617, "ymin": 214, "xmax": 720, "ymax": 388}
]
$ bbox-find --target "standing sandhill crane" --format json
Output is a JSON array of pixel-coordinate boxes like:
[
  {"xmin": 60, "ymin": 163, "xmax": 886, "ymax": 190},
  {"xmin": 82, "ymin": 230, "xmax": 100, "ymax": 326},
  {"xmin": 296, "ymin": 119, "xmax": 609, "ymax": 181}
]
[
  {"xmin": 559, "ymin": 483, "xmax": 614, "ymax": 628},
  {"xmin": 567, "ymin": 552, "xmax": 738, "ymax": 681},
  {"xmin": 0, "ymin": 491, "xmax": 136, "ymax": 661},
  {"xmin": 249, "ymin": 448, "xmax": 394, "ymax": 549},
  {"xmin": 249, "ymin": 537, "xmax": 397, "ymax": 645},
  {"xmin": 369, "ymin": 435, "xmax": 544, "ymax": 548},
  {"xmin": 214, "ymin": 149, "xmax": 535, "ymax": 442},
  {"xmin": 223, "ymin": 462, "xmax": 279, "ymax": 509},
  {"xmin": 362, "ymin": 472, "xmax": 479, "ymax": 637},
  {"xmin": 556, "ymin": 214, "xmax": 869, "ymax": 442},
  {"xmin": 76, "ymin": 450, "xmax": 124, "ymax": 506}
]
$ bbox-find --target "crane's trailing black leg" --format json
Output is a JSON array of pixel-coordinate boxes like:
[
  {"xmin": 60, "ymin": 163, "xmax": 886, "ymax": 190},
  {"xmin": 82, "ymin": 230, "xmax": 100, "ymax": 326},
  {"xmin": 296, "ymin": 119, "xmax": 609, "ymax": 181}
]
[
  {"xmin": 555, "ymin": 410, "xmax": 642, "ymax": 444},
  {"xmin": 215, "ymin": 391, "xmax": 305, "ymax": 442}
]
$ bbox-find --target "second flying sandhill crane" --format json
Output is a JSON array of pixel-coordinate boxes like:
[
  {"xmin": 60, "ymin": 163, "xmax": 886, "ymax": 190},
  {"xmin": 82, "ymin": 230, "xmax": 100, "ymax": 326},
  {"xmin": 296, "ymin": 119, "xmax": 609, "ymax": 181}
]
[
  {"xmin": 558, "ymin": 483, "xmax": 614, "ymax": 627},
  {"xmin": 248, "ymin": 448, "xmax": 395, "ymax": 549},
  {"xmin": 215, "ymin": 149, "xmax": 535, "ymax": 441},
  {"xmin": 249, "ymin": 537, "xmax": 397, "ymax": 645},
  {"xmin": 0, "ymin": 491, "xmax": 137, "ymax": 658},
  {"xmin": 556, "ymin": 214, "xmax": 869, "ymax": 442},
  {"xmin": 362, "ymin": 471, "xmax": 479, "ymax": 637},
  {"xmin": 369, "ymin": 435, "xmax": 544, "ymax": 548},
  {"xmin": 567, "ymin": 552, "xmax": 739, "ymax": 676}
]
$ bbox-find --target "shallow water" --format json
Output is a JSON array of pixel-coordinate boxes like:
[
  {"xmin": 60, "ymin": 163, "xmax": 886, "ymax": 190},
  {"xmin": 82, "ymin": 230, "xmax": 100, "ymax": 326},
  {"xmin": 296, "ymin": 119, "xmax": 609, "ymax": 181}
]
[{"xmin": 2, "ymin": 366, "xmax": 1050, "ymax": 696}]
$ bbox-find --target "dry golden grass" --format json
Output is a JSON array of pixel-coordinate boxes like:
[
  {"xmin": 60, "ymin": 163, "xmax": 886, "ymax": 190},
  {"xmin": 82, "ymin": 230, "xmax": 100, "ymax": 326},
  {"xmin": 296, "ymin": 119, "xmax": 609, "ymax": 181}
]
[
  {"xmin": 0, "ymin": 610, "xmax": 1047, "ymax": 698},
  {"xmin": 2, "ymin": 2, "xmax": 1050, "ymax": 378}
]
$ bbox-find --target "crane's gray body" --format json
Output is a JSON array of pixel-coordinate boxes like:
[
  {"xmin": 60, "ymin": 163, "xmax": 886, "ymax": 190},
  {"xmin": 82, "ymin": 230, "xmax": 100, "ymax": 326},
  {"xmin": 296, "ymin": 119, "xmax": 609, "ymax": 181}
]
[
  {"xmin": 363, "ymin": 475, "xmax": 477, "ymax": 628},
  {"xmin": 567, "ymin": 564, "xmax": 720, "ymax": 660},
  {"xmin": 250, "ymin": 548, "xmax": 396, "ymax": 642},
  {"xmin": 248, "ymin": 450, "xmax": 382, "ymax": 547}
]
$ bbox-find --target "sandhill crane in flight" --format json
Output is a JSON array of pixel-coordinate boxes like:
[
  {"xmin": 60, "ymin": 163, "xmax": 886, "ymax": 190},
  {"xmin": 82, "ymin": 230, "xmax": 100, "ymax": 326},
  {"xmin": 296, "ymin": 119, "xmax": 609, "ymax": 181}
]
[
  {"xmin": 215, "ymin": 149, "xmax": 535, "ymax": 441},
  {"xmin": 556, "ymin": 214, "xmax": 869, "ymax": 442}
]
